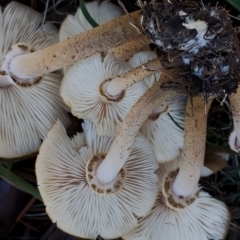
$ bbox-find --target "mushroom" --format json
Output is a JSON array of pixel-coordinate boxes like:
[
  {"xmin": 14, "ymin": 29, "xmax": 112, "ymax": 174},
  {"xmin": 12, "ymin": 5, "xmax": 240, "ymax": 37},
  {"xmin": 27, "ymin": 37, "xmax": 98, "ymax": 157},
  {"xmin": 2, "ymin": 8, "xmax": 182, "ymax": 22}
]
[
  {"xmin": 122, "ymin": 95, "xmax": 229, "ymax": 240},
  {"xmin": 36, "ymin": 119, "xmax": 159, "ymax": 239},
  {"xmin": 141, "ymin": 93, "xmax": 186, "ymax": 163},
  {"xmin": 60, "ymin": 53, "xmax": 148, "ymax": 136},
  {"xmin": 123, "ymin": 157, "xmax": 230, "ymax": 240},
  {"xmin": 129, "ymin": 51, "xmax": 186, "ymax": 163},
  {"xmin": 0, "ymin": 1, "xmax": 70, "ymax": 158},
  {"xmin": 228, "ymin": 86, "xmax": 240, "ymax": 153},
  {"xmin": 3, "ymin": 10, "xmax": 143, "ymax": 83},
  {"xmin": 36, "ymin": 77, "xmax": 174, "ymax": 238}
]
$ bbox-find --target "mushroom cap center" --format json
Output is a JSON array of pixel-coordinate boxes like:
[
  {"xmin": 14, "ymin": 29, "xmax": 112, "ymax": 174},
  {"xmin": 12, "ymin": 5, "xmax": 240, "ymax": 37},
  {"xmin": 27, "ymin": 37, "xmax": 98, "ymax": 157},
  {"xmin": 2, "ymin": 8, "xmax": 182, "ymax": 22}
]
[
  {"xmin": 99, "ymin": 79, "xmax": 125, "ymax": 102},
  {"xmin": 86, "ymin": 153, "xmax": 126, "ymax": 194},
  {"xmin": 162, "ymin": 168, "xmax": 200, "ymax": 210},
  {"xmin": 0, "ymin": 43, "xmax": 42, "ymax": 87},
  {"xmin": 148, "ymin": 104, "xmax": 169, "ymax": 121}
]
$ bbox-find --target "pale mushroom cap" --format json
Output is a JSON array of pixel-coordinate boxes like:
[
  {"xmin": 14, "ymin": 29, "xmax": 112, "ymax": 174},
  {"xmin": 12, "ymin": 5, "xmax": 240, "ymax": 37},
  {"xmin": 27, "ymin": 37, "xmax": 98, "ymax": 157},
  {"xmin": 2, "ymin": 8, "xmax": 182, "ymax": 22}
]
[
  {"xmin": 60, "ymin": 53, "xmax": 147, "ymax": 136},
  {"xmin": 0, "ymin": 2, "xmax": 70, "ymax": 158},
  {"xmin": 59, "ymin": 1, "xmax": 124, "ymax": 41},
  {"xmin": 228, "ymin": 130, "xmax": 239, "ymax": 153},
  {"xmin": 128, "ymin": 50, "xmax": 160, "ymax": 87},
  {"xmin": 141, "ymin": 93, "xmax": 186, "ymax": 163},
  {"xmin": 71, "ymin": 131, "xmax": 86, "ymax": 153},
  {"xmin": 123, "ymin": 158, "xmax": 230, "ymax": 240},
  {"xmin": 36, "ymin": 120, "xmax": 159, "ymax": 239}
]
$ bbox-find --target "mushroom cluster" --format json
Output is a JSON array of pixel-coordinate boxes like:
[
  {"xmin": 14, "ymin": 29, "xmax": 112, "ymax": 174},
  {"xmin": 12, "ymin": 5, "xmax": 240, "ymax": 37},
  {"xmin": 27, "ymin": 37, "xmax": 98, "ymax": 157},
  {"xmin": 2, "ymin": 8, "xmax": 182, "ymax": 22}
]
[{"xmin": 1, "ymin": 0, "xmax": 237, "ymax": 239}]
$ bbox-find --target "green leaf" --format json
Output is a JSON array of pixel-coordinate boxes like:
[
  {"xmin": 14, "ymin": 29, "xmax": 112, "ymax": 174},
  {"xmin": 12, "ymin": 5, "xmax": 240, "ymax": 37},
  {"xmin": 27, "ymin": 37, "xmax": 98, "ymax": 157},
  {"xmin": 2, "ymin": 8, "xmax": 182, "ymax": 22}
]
[
  {"xmin": 227, "ymin": 0, "xmax": 240, "ymax": 12},
  {"xmin": 0, "ymin": 165, "xmax": 42, "ymax": 202},
  {"xmin": 167, "ymin": 113, "xmax": 184, "ymax": 131},
  {"xmin": 79, "ymin": 0, "xmax": 99, "ymax": 28}
]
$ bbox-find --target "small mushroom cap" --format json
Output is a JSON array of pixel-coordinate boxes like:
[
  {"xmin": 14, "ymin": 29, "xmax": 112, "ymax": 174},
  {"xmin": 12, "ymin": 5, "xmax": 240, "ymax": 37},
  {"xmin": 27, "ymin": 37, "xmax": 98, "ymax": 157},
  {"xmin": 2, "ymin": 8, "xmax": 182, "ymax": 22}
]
[
  {"xmin": 128, "ymin": 50, "xmax": 160, "ymax": 88},
  {"xmin": 59, "ymin": 1, "xmax": 123, "ymax": 41},
  {"xmin": 0, "ymin": 2, "xmax": 70, "ymax": 158},
  {"xmin": 141, "ymin": 93, "xmax": 186, "ymax": 163},
  {"xmin": 123, "ymin": 157, "xmax": 230, "ymax": 240},
  {"xmin": 60, "ymin": 53, "xmax": 147, "ymax": 136},
  {"xmin": 228, "ymin": 130, "xmax": 240, "ymax": 153},
  {"xmin": 36, "ymin": 120, "xmax": 159, "ymax": 239}
]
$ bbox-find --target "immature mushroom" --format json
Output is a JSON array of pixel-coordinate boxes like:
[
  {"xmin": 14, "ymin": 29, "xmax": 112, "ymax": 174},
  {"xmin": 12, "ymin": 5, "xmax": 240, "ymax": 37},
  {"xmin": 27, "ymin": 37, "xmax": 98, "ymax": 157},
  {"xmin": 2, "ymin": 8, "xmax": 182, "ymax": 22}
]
[
  {"xmin": 0, "ymin": 2, "xmax": 70, "ymax": 158},
  {"xmin": 60, "ymin": 53, "xmax": 148, "ymax": 136}
]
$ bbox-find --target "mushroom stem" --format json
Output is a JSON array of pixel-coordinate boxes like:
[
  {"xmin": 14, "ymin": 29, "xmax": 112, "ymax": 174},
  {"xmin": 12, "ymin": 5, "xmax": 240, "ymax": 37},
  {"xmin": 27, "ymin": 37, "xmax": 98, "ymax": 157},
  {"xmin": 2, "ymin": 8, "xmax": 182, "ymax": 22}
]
[
  {"xmin": 96, "ymin": 77, "xmax": 175, "ymax": 184},
  {"xmin": 229, "ymin": 86, "xmax": 240, "ymax": 150},
  {"xmin": 172, "ymin": 96, "xmax": 213, "ymax": 198},
  {"xmin": 8, "ymin": 11, "xmax": 142, "ymax": 80},
  {"xmin": 108, "ymin": 36, "xmax": 151, "ymax": 61},
  {"xmin": 105, "ymin": 58, "xmax": 161, "ymax": 96}
]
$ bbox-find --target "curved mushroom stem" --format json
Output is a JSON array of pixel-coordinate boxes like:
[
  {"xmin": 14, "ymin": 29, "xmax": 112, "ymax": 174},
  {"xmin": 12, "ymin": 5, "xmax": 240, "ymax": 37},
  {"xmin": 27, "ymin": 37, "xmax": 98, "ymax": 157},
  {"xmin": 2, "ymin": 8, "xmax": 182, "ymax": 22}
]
[
  {"xmin": 96, "ymin": 76, "xmax": 175, "ymax": 184},
  {"xmin": 229, "ymin": 86, "xmax": 240, "ymax": 152},
  {"xmin": 108, "ymin": 36, "xmax": 151, "ymax": 61},
  {"xmin": 7, "ymin": 11, "xmax": 142, "ymax": 80},
  {"xmin": 104, "ymin": 58, "xmax": 161, "ymax": 97},
  {"xmin": 172, "ymin": 96, "xmax": 213, "ymax": 198}
]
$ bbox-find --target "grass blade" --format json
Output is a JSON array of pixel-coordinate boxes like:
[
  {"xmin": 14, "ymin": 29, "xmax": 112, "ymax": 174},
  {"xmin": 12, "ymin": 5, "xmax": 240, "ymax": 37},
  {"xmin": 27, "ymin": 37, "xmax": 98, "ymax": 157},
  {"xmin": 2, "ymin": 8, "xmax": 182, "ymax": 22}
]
[
  {"xmin": 79, "ymin": 0, "xmax": 99, "ymax": 28},
  {"xmin": 0, "ymin": 165, "xmax": 42, "ymax": 202},
  {"xmin": 227, "ymin": 0, "xmax": 240, "ymax": 12}
]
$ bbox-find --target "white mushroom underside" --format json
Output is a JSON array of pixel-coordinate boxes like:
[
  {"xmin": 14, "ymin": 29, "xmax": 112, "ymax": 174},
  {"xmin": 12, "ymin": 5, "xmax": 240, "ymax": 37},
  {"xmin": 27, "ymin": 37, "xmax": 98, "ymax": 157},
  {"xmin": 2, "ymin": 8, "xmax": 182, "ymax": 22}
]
[
  {"xmin": 59, "ymin": 1, "xmax": 124, "ymax": 41},
  {"xmin": 0, "ymin": 2, "xmax": 70, "ymax": 158},
  {"xmin": 128, "ymin": 50, "xmax": 160, "ymax": 88},
  {"xmin": 36, "ymin": 120, "xmax": 159, "ymax": 239},
  {"xmin": 123, "ymin": 158, "xmax": 229, "ymax": 240},
  {"xmin": 60, "ymin": 53, "xmax": 147, "ymax": 137},
  {"xmin": 141, "ymin": 93, "xmax": 186, "ymax": 163},
  {"xmin": 59, "ymin": 0, "xmax": 124, "ymax": 74}
]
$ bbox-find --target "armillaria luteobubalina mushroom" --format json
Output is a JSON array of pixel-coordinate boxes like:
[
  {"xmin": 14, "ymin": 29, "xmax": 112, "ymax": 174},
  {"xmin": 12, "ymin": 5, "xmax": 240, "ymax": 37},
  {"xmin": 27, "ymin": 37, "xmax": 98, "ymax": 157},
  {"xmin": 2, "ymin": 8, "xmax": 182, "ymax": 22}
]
[
  {"xmin": 36, "ymin": 79, "xmax": 175, "ymax": 238},
  {"xmin": 123, "ymin": 157, "xmax": 230, "ymax": 240},
  {"xmin": 0, "ymin": 2, "xmax": 70, "ymax": 158},
  {"xmin": 60, "ymin": 1, "xmax": 124, "ymax": 42},
  {"xmin": 36, "ymin": 119, "xmax": 158, "ymax": 239},
  {"xmin": 229, "ymin": 86, "xmax": 240, "ymax": 153},
  {"xmin": 122, "ymin": 95, "xmax": 229, "ymax": 240},
  {"xmin": 60, "ymin": 53, "xmax": 148, "ymax": 136}
]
